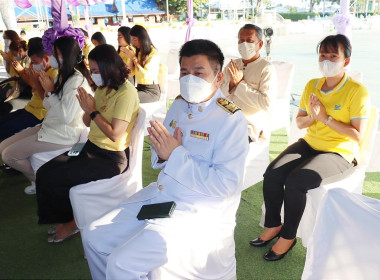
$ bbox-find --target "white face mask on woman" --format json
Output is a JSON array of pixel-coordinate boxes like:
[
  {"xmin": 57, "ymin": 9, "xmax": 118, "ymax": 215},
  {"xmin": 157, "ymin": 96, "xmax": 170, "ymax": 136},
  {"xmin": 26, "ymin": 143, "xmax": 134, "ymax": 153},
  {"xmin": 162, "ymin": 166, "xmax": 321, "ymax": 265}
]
[
  {"xmin": 91, "ymin": 73, "xmax": 103, "ymax": 87},
  {"xmin": 318, "ymin": 59, "xmax": 345, "ymax": 78},
  {"xmin": 179, "ymin": 73, "xmax": 218, "ymax": 104},
  {"xmin": 238, "ymin": 42, "xmax": 257, "ymax": 60},
  {"xmin": 49, "ymin": 56, "xmax": 63, "ymax": 69}
]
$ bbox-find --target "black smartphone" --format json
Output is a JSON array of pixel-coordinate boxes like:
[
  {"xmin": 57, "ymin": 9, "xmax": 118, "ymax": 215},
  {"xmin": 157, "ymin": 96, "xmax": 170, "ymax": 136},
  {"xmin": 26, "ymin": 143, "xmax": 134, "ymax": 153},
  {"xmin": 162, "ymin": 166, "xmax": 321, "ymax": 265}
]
[{"xmin": 137, "ymin": 201, "xmax": 176, "ymax": 220}]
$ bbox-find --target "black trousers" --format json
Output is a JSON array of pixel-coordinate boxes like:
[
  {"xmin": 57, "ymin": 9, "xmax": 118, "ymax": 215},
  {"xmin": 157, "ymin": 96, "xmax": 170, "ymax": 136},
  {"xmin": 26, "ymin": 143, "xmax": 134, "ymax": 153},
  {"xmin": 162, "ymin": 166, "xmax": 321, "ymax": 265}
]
[
  {"xmin": 36, "ymin": 140, "xmax": 129, "ymax": 224},
  {"xmin": 136, "ymin": 84, "xmax": 161, "ymax": 103},
  {"xmin": 263, "ymin": 139, "xmax": 355, "ymax": 239}
]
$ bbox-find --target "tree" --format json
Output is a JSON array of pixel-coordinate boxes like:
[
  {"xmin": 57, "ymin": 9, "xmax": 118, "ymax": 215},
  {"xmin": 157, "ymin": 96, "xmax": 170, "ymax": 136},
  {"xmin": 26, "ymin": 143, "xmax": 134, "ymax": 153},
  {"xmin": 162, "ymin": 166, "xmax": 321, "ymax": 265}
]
[
  {"xmin": 309, "ymin": 0, "xmax": 321, "ymax": 13},
  {"xmin": 155, "ymin": 0, "xmax": 209, "ymax": 16}
]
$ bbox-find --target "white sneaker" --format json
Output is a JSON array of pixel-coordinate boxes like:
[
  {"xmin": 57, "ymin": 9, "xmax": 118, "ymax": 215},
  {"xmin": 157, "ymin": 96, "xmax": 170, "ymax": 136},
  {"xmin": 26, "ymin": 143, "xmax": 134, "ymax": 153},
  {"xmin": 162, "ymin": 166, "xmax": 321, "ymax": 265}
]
[{"xmin": 24, "ymin": 182, "xmax": 36, "ymax": 195}]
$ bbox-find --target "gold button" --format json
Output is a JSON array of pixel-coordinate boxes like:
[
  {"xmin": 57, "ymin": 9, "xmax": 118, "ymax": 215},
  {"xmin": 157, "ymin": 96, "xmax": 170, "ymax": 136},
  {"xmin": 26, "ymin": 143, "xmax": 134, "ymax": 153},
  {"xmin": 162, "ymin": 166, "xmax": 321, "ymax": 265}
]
[
  {"xmin": 198, "ymin": 106, "xmax": 203, "ymax": 112},
  {"xmin": 158, "ymin": 185, "xmax": 164, "ymax": 190},
  {"xmin": 188, "ymin": 114, "xmax": 193, "ymax": 119}
]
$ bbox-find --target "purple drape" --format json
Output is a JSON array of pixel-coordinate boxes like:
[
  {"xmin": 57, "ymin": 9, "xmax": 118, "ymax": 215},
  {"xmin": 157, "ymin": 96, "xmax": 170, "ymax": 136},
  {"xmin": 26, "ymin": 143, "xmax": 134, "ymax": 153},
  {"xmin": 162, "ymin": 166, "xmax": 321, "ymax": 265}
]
[
  {"xmin": 14, "ymin": 0, "xmax": 32, "ymax": 9},
  {"xmin": 333, "ymin": 0, "xmax": 351, "ymax": 38},
  {"xmin": 42, "ymin": 0, "xmax": 85, "ymax": 55},
  {"xmin": 185, "ymin": 0, "xmax": 196, "ymax": 42}
]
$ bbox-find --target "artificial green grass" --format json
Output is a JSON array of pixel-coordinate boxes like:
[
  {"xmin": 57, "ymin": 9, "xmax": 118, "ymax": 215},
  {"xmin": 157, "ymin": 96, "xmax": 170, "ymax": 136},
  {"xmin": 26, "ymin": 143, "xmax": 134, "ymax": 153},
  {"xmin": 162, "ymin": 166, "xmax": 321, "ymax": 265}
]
[{"xmin": 0, "ymin": 128, "xmax": 379, "ymax": 279}]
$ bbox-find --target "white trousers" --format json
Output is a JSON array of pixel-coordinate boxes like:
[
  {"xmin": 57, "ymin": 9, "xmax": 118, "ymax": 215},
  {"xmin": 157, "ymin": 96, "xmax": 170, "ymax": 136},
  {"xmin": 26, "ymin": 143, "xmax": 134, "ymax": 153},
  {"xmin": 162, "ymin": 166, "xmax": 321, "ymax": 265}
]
[{"xmin": 82, "ymin": 200, "xmax": 170, "ymax": 280}]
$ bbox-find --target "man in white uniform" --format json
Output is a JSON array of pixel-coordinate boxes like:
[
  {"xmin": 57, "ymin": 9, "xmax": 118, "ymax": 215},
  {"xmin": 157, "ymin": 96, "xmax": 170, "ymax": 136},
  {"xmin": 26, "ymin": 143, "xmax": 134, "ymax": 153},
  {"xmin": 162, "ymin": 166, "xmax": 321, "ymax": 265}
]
[
  {"xmin": 82, "ymin": 39, "xmax": 249, "ymax": 279},
  {"xmin": 221, "ymin": 24, "xmax": 276, "ymax": 141}
]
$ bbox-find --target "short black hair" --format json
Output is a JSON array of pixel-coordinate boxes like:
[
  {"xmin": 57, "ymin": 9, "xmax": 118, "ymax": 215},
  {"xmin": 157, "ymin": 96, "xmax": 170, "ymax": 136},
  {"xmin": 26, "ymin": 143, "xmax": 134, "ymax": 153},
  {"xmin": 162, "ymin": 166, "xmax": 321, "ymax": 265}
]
[
  {"xmin": 20, "ymin": 30, "xmax": 26, "ymax": 35},
  {"xmin": 91, "ymin": 32, "xmax": 106, "ymax": 45},
  {"xmin": 27, "ymin": 37, "xmax": 45, "ymax": 58},
  {"xmin": 88, "ymin": 44, "xmax": 130, "ymax": 90},
  {"xmin": 179, "ymin": 39, "xmax": 224, "ymax": 75},
  {"xmin": 317, "ymin": 34, "xmax": 352, "ymax": 58},
  {"xmin": 80, "ymin": 28, "xmax": 88, "ymax": 38},
  {"xmin": 238, "ymin": 24, "xmax": 263, "ymax": 41}
]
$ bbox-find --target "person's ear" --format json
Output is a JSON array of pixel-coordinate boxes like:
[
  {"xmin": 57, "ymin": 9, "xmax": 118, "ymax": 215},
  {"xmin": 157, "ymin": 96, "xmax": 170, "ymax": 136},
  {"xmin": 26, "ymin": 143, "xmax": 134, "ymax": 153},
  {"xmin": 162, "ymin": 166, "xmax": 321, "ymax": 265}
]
[
  {"xmin": 216, "ymin": 71, "xmax": 224, "ymax": 87},
  {"xmin": 258, "ymin": 40, "xmax": 264, "ymax": 50},
  {"xmin": 344, "ymin": 57, "xmax": 350, "ymax": 67}
]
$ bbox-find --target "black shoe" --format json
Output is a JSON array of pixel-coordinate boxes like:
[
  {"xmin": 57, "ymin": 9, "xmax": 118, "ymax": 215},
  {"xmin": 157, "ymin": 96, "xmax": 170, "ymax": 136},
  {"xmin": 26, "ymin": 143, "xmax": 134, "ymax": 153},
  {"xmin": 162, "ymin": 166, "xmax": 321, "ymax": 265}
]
[
  {"xmin": 249, "ymin": 233, "xmax": 280, "ymax": 247},
  {"xmin": 0, "ymin": 163, "xmax": 11, "ymax": 170},
  {"xmin": 263, "ymin": 239, "xmax": 297, "ymax": 261}
]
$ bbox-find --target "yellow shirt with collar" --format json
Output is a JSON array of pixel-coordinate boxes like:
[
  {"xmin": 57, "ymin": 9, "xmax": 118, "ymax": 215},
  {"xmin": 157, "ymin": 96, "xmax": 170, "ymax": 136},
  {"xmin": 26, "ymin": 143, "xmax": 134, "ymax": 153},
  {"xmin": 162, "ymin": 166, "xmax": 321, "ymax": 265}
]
[
  {"xmin": 131, "ymin": 47, "xmax": 160, "ymax": 85},
  {"xmin": 299, "ymin": 73, "xmax": 369, "ymax": 163},
  {"xmin": 24, "ymin": 67, "xmax": 58, "ymax": 120},
  {"xmin": 88, "ymin": 80, "xmax": 139, "ymax": 151},
  {"xmin": 82, "ymin": 42, "xmax": 94, "ymax": 59}
]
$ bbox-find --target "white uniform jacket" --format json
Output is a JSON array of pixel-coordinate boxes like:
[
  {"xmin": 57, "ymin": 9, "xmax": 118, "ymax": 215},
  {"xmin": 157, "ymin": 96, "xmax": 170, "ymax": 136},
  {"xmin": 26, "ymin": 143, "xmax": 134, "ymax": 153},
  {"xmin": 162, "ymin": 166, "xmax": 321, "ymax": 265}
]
[{"xmin": 83, "ymin": 89, "xmax": 249, "ymax": 280}]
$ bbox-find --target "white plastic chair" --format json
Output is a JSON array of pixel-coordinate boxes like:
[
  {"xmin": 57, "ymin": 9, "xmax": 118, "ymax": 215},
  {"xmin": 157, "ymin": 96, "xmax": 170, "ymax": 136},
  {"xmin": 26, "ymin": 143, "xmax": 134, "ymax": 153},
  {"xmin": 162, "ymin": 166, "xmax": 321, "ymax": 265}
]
[
  {"xmin": 269, "ymin": 61, "xmax": 295, "ymax": 135},
  {"xmin": 30, "ymin": 127, "xmax": 90, "ymax": 174},
  {"xmin": 69, "ymin": 107, "xmax": 146, "ymax": 230},
  {"xmin": 140, "ymin": 64, "xmax": 168, "ymax": 136},
  {"xmin": 260, "ymin": 106, "xmax": 379, "ymax": 247}
]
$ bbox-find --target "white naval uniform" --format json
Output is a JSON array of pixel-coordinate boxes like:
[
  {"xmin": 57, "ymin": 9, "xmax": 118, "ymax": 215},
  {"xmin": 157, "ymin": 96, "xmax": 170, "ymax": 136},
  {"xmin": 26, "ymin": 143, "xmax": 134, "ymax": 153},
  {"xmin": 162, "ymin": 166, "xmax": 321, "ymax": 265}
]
[
  {"xmin": 221, "ymin": 56, "xmax": 276, "ymax": 140},
  {"xmin": 82, "ymin": 89, "xmax": 249, "ymax": 280}
]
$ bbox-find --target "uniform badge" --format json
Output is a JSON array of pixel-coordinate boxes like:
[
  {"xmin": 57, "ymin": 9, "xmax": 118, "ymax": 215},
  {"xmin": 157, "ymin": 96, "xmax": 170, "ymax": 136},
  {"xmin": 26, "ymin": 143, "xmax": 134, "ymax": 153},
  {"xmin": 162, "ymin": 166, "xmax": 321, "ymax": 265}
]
[
  {"xmin": 169, "ymin": 120, "xmax": 177, "ymax": 129},
  {"xmin": 190, "ymin": 130, "xmax": 209, "ymax": 141},
  {"xmin": 216, "ymin": 98, "xmax": 240, "ymax": 114}
]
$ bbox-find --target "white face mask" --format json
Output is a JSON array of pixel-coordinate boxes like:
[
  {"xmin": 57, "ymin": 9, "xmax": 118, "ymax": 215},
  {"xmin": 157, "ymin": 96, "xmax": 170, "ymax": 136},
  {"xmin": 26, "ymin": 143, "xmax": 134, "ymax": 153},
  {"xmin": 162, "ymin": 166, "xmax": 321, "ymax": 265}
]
[
  {"xmin": 180, "ymin": 73, "xmax": 218, "ymax": 104},
  {"xmin": 238, "ymin": 42, "xmax": 257, "ymax": 60},
  {"xmin": 49, "ymin": 56, "xmax": 62, "ymax": 69},
  {"xmin": 319, "ymin": 59, "xmax": 345, "ymax": 78},
  {"xmin": 14, "ymin": 54, "xmax": 23, "ymax": 61},
  {"xmin": 92, "ymin": 73, "xmax": 103, "ymax": 87},
  {"xmin": 33, "ymin": 62, "xmax": 44, "ymax": 72}
]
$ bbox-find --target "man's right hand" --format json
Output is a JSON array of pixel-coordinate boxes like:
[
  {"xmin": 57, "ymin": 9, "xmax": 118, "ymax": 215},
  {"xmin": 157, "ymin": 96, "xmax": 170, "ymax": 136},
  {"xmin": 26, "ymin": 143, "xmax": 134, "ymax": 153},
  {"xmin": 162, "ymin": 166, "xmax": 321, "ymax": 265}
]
[{"xmin": 228, "ymin": 59, "xmax": 244, "ymax": 91}]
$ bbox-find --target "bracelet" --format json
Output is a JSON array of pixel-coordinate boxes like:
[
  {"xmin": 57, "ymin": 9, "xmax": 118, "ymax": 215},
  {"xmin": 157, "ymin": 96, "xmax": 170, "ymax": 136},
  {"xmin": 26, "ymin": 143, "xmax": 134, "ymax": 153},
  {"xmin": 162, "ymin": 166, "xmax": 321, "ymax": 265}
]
[
  {"xmin": 90, "ymin": 110, "xmax": 100, "ymax": 120},
  {"xmin": 324, "ymin": 115, "xmax": 333, "ymax": 126}
]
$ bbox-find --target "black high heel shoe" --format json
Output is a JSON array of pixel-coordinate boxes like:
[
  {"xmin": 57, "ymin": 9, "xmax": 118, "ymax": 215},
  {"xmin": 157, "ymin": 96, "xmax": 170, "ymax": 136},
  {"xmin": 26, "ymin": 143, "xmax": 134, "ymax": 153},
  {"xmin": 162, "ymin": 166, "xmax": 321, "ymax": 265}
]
[
  {"xmin": 249, "ymin": 232, "xmax": 280, "ymax": 247},
  {"xmin": 263, "ymin": 238, "xmax": 297, "ymax": 261}
]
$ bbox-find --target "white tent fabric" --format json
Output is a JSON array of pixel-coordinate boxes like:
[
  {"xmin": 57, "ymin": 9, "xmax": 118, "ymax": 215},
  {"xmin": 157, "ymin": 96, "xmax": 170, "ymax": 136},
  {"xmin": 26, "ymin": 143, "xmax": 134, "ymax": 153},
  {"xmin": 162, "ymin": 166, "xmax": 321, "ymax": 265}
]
[{"xmin": 302, "ymin": 188, "xmax": 380, "ymax": 280}]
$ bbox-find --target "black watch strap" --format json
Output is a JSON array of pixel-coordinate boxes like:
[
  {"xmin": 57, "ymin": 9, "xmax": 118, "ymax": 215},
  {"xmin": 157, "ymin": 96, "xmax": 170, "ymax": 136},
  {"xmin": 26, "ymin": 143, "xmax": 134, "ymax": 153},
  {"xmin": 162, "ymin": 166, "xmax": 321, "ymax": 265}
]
[{"xmin": 90, "ymin": 110, "xmax": 100, "ymax": 120}]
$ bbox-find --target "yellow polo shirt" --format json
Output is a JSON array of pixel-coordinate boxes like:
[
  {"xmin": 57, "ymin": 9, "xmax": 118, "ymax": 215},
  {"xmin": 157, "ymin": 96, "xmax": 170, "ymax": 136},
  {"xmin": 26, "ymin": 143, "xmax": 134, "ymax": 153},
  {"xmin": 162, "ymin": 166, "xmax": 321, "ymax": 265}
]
[
  {"xmin": 24, "ymin": 67, "xmax": 58, "ymax": 120},
  {"xmin": 88, "ymin": 80, "xmax": 139, "ymax": 151},
  {"xmin": 82, "ymin": 42, "xmax": 94, "ymax": 59},
  {"xmin": 299, "ymin": 73, "xmax": 369, "ymax": 163},
  {"xmin": 131, "ymin": 47, "xmax": 160, "ymax": 85}
]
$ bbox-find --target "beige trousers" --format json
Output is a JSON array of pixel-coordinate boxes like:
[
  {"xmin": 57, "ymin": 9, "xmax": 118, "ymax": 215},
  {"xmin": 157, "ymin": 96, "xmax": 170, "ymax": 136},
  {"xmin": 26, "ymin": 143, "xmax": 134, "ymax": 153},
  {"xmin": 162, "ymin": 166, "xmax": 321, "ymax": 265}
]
[{"xmin": 0, "ymin": 125, "xmax": 71, "ymax": 182}]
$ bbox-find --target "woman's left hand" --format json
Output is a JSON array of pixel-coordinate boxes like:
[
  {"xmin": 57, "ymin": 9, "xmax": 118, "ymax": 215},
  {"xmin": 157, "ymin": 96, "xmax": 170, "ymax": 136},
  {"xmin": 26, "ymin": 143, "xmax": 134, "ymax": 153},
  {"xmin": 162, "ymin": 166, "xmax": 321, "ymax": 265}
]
[
  {"xmin": 12, "ymin": 61, "xmax": 24, "ymax": 73},
  {"xmin": 310, "ymin": 94, "xmax": 328, "ymax": 122},
  {"xmin": 39, "ymin": 70, "xmax": 54, "ymax": 93},
  {"xmin": 76, "ymin": 86, "xmax": 96, "ymax": 114}
]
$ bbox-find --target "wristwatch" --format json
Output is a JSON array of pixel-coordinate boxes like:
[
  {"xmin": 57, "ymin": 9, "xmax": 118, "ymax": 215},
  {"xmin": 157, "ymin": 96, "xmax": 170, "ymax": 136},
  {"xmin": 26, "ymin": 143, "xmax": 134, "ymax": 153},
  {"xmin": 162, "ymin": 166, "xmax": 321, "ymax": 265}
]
[
  {"xmin": 90, "ymin": 110, "xmax": 100, "ymax": 120},
  {"xmin": 324, "ymin": 115, "xmax": 333, "ymax": 126}
]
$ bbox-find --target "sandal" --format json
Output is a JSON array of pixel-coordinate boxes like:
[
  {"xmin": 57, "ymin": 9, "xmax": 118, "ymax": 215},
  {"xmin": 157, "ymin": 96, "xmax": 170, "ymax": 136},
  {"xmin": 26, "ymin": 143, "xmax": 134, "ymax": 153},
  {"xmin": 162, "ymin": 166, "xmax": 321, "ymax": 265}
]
[{"xmin": 47, "ymin": 228, "xmax": 79, "ymax": 243}]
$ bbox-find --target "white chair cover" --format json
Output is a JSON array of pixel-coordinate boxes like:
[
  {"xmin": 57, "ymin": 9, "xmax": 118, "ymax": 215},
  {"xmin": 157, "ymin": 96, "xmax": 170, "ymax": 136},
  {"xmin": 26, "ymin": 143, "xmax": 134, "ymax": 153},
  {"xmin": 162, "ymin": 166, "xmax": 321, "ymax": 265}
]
[
  {"xmin": 269, "ymin": 61, "xmax": 295, "ymax": 135},
  {"xmin": 69, "ymin": 108, "xmax": 146, "ymax": 230},
  {"xmin": 260, "ymin": 107, "xmax": 379, "ymax": 247},
  {"xmin": 140, "ymin": 64, "xmax": 168, "ymax": 136},
  {"xmin": 30, "ymin": 127, "xmax": 90, "ymax": 174},
  {"xmin": 302, "ymin": 188, "xmax": 380, "ymax": 280}
]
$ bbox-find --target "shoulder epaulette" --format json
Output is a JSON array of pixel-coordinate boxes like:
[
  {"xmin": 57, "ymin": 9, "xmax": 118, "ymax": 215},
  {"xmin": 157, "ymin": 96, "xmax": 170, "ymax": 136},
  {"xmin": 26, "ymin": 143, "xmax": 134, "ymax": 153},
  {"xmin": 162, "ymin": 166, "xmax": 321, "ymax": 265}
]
[
  {"xmin": 216, "ymin": 98, "xmax": 240, "ymax": 114},
  {"xmin": 175, "ymin": 95, "xmax": 183, "ymax": 100}
]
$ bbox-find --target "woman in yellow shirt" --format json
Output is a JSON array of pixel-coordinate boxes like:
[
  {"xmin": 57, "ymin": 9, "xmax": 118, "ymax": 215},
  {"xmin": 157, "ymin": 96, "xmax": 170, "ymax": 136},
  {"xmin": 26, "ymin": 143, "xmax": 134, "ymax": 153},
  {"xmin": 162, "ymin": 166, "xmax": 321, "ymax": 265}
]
[
  {"xmin": 117, "ymin": 26, "xmax": 135, "ymax": 84},
  {"xmin": 123, "ymin": 25, "xmax": 161, "ymax": 103},
  {"xmin": 35, "ymin": 44, "xmax": 139, "ymax": 243},
  {"xmin": 250, "ymin": 34, "xmax": 369, "ymax": 261}
]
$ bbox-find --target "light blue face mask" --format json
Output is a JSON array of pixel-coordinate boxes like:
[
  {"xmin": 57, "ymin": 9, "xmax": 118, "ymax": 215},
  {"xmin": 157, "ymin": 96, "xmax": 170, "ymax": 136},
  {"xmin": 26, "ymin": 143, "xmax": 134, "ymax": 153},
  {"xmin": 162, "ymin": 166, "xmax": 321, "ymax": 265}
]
[
  {"xmin": 91, "ymin": 73, "xmax": 104, "ymax": 87},
  {"xmin": 49, "ymin": 55, "xmax": 63, "ymax": 69}
]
